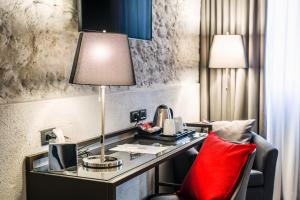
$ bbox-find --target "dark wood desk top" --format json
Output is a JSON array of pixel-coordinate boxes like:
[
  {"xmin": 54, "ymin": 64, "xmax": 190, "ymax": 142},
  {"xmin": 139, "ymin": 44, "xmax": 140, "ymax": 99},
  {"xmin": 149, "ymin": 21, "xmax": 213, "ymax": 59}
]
[{"xmin": 29, "ymin": 131, "xmax": 207, "ymax": 186}]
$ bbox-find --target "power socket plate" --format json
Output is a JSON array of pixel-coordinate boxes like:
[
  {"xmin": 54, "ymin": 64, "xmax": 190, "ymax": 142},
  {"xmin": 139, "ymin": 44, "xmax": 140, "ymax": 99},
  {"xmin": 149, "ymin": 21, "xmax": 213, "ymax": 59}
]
[
  {"xmin": 40, "ymin": 128, "xmax": 56, "ymax": 146},
  {"xmin": 130, "ymin": 111, "xmax": 140, "ymax": 123},
  {"xmin": 130, "ymin": 109, "xmax": 147, "ymax": 123},
  {"xmin": 139, "ymin": 109, "xmax": 147, "ymax": 120}
]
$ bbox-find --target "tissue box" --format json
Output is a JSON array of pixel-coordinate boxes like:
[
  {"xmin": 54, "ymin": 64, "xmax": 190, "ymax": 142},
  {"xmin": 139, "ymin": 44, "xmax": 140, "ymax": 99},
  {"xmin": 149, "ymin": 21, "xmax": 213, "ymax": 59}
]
[{"xmin": 49, "ymin": 143, "xmax": 77, "ymax": 172}]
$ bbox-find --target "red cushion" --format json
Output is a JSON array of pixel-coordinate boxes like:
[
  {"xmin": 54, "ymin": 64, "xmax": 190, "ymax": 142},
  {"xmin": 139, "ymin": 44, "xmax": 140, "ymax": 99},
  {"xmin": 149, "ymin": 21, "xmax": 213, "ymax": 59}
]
[{"xmin": 177, "ymin": 132, "xmax": 256, "ymax": 200}]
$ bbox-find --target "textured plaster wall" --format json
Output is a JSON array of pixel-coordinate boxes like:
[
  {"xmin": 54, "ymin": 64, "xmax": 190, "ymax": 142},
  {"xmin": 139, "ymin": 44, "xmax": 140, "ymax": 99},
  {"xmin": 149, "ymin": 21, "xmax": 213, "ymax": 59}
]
[
  {"xmin": 0, "ymin": 0, "xmax": 201, "ymax": 199},
  {"xmin": 0, "ymin": 84, "xmax": 200, "ymax": 200}
]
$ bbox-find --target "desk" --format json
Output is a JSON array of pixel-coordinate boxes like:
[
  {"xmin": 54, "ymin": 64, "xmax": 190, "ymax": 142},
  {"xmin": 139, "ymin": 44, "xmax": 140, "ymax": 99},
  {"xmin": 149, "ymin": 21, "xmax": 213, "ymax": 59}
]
[{"xmin": 26, "ymin": 128, "xmax": 207, "ymax": 200}]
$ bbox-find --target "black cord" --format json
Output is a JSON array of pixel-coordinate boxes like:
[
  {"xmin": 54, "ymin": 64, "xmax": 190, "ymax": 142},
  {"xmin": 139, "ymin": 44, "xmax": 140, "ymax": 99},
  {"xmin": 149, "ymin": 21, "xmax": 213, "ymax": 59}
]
[{"xmin": 135, "ymin": 120, "xmax": 140, "ymax": 127}]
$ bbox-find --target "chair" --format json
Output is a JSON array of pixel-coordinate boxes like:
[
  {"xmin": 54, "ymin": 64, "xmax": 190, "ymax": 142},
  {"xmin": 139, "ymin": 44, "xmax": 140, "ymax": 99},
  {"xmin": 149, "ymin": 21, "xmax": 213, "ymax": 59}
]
[
  {"xmin": 167, "ymin": 132, "xmax": 278, "ymax": 200},
  {"xmin": 149, "ymin": 150, "xmax": 256, "ymax": 200}
]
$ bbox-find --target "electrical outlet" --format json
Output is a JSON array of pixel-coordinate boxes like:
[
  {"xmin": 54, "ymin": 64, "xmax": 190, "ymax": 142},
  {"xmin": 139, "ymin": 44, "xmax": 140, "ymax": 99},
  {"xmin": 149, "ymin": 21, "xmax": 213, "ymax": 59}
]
[
  {"xmin": 40, "ymin": 128, "xmax": 56, "ymax": 146},
  {"xmin": 130, "ymin": 109, "xmax": 147, "ymax": 123},
  {"xmin": 130, "ymin": 111, "xmax": 140, "ymax": 123},
  {"xmin": 139, "ymin": 109, "xmax": 147, "ymax": 120}
]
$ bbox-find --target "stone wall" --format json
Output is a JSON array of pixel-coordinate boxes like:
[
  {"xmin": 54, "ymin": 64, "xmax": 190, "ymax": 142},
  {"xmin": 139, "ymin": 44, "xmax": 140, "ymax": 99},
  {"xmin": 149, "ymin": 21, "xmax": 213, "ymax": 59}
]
[
  {"xmin": 0, "ymin": 0, "xmax": 200, "ymax": 103},
  {"xmin": 0, "ymin": 0, "xmax": 201, "ymax": 199},
  {"xmin": 0, "ymin": 0, "xmax": 79, "ymax": 101}
]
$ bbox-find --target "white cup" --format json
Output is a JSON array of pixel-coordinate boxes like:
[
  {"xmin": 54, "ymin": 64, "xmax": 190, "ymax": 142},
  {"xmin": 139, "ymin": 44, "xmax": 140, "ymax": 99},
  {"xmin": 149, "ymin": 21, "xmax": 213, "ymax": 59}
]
[
  {"xmin": 163, "ymin": 119, "xmax": 176, "ymax": 136},
  {"xmin": 174, "ymin": 117, "xmax": 185, "ymax": 133}
]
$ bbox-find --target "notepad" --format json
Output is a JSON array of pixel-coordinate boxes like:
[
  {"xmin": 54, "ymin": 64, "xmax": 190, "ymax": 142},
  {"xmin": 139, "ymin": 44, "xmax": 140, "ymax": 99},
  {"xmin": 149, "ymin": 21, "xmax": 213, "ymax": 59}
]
[{"xmin": 110, "ymin": 144, "xmax": 170, "ymax": 154}]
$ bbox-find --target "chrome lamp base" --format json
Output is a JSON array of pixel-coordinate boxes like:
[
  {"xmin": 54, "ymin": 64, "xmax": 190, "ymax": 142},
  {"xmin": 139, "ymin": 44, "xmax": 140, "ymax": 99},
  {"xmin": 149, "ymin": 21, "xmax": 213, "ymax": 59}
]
[{"xmin": 83, "ymin": 155, "xmax": 123, "ymax": 169}]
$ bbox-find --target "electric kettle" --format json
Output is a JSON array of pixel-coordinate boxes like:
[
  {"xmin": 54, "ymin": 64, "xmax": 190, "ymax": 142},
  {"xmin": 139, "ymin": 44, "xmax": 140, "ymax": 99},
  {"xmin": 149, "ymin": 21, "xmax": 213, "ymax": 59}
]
[{"xmin": 153, "ymin": 105, "xmax": 173, "ymax": 128}]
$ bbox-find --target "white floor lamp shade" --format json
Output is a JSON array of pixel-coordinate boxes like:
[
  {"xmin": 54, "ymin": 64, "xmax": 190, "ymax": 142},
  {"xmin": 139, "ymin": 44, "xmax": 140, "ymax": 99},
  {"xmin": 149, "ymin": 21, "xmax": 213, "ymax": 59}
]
[{"xmin": 209, "ymin": 35, "xmax": 247, "ymax": 69}]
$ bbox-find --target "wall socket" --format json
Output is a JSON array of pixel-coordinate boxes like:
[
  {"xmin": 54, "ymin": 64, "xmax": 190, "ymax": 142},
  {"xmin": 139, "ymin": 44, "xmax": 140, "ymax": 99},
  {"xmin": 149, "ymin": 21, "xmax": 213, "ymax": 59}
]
[
  {"xmin": 130, "ymin": 109, "xmax": 147, "ymax": 123},
  {"xmin": 40, "ymin": 128, "xmax": 56, "ymax": 146}
]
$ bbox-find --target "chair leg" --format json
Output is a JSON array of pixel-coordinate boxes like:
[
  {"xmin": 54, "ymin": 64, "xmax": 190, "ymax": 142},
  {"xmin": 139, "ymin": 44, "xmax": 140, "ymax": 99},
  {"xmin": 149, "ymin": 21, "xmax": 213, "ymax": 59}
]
[{"xmin": 155, "ymin": 166, "xmax": 159, "ymax": 194}]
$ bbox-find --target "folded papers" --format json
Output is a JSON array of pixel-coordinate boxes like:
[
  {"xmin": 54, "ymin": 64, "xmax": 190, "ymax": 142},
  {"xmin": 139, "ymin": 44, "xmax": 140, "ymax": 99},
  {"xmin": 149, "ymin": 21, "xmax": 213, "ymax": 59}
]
[{"xmin": 110, "ymin": 144, "xmax": 170, "ymax": 154}]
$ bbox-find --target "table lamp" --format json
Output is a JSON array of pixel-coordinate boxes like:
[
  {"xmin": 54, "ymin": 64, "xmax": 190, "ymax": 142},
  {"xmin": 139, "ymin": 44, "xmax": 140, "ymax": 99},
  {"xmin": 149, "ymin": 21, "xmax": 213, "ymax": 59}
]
[
  {"xmin": 69, "ymin": 31, "xmax": 136, "ymax": 168},
  {"xmin": 208, "ymin": 34, "xmax": 247, "ymax": 118}
]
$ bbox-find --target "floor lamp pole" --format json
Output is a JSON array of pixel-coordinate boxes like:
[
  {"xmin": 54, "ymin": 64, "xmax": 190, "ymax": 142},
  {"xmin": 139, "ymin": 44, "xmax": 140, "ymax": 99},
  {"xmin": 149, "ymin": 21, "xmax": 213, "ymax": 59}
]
[{"xmin": 225, "ymin": 68, "xmax": 230, "ymax": 120}]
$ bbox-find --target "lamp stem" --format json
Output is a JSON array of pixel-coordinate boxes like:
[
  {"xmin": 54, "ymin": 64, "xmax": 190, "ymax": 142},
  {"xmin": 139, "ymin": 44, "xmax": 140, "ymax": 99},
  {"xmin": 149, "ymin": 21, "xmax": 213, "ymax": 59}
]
[
  {"xmin": 99, "ymin": 86, "xmax": 106, "ymax": 163},
  {"xmin": 82, "ymin": 86, "xmax": 122, "ymax": 169}
]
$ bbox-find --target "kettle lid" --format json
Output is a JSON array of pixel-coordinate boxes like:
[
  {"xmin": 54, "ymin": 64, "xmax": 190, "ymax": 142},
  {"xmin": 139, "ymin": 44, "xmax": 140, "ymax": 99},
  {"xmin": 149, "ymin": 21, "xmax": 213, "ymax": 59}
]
[{"xmin": 157, "ymin": 104, "xmax": 169, "ymax": 109}]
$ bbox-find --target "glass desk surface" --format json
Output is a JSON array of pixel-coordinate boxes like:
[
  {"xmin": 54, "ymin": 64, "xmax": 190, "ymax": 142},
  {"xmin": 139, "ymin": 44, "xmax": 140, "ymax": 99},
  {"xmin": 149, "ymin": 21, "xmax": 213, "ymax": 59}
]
[{"xmin": 33, "ymin": 132, "xmax": 207, "ymax": 182}]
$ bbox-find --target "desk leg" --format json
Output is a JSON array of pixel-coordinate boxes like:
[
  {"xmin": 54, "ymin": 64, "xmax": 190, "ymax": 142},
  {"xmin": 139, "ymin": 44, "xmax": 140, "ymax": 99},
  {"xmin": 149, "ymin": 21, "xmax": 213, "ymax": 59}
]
[{"xmin": 155, "ymin": 166, "xmax": 159, "ymax": 194}]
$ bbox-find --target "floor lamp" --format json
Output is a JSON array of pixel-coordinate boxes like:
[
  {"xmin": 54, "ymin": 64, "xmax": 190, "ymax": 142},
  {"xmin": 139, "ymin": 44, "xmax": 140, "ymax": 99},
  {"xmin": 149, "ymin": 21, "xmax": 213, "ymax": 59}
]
[
  {"xmin": 208, "ymin": 34, "xmax": 248, "ymax": 119},
  {"xmin": 69, "ymin": 32, "xmax": 136, "ymax": 168}
]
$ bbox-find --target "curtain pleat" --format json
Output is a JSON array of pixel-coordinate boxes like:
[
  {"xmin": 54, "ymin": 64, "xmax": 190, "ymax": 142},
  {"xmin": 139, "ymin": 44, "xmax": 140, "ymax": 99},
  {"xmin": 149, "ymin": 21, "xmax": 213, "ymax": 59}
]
[
  {"xmin": 265, "ymin": 0, "xmax": 300, "ymax": 199},
  {"xmin": 200, "ymin": 0, "xmax": 266, "ymax": 134}
]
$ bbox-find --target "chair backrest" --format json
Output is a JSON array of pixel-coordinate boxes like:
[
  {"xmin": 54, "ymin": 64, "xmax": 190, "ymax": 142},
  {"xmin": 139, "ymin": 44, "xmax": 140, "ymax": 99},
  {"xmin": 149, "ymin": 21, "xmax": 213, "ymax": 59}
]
[
  {"xmin": 251, "ymin": 132, "xmax": 278, "ymax": 200},
  {"xmin": 251, "ymin": 132, "xmax": 278, "ymax": 171},
  {"xmin": 230, "ymin": 149, "xmax": 256, "ymax": 200}
]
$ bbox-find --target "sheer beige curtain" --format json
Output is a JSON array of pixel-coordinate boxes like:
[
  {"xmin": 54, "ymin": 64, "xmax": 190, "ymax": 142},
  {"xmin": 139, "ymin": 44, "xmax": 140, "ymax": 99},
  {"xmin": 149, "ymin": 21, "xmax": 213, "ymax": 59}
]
[{"xmin": 200, "ymin": 0, "xmax": 267, "ymax": 134}]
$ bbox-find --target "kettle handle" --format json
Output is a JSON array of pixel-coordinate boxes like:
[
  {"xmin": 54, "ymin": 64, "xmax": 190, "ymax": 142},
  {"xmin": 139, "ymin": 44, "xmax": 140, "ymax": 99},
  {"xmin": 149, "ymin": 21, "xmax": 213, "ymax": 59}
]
[
  {"xmin": 153, "ymin": 106, "xmax": 160, "ymax": 126},
  {"xmin": 170, "ymin": 108, "xmax": 174, "ymax": 118}
]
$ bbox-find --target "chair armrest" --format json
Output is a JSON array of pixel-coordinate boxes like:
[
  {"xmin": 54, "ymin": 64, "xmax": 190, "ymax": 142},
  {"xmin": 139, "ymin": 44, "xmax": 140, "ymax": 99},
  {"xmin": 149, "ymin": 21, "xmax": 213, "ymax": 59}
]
[
  {"xmin": 252, "ymin": 132, "xmax": 278, "ymax": 200},
  {"xmin": 173, "ymin": 147, "xmax": 198, "ymax": 184},
  {"xmin": 158, "ymin": 182, "xmax": 181, "ymax": 190}
]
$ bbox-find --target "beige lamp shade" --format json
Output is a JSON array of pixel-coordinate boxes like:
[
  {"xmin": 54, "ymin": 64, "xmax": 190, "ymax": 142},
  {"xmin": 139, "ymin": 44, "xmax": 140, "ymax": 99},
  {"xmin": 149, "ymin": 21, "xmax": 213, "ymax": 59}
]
[
  {"xmin": 70, "ymin": 32, "xmax": 136, "ymax": 86},
  {"xmin": 209, "ymin": 35, "xmax": 248, "ymax": 68}
]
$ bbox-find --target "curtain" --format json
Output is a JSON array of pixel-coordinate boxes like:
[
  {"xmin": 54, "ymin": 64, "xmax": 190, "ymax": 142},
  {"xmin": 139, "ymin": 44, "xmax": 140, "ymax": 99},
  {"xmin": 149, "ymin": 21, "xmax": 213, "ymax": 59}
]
[
  {"xmin": 200, "ymin": 0, "xmax": 267, "ymax": 134},
  {"xmin": 265, "ymin": 0, "xmax": 300, "ymax": 199}
]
